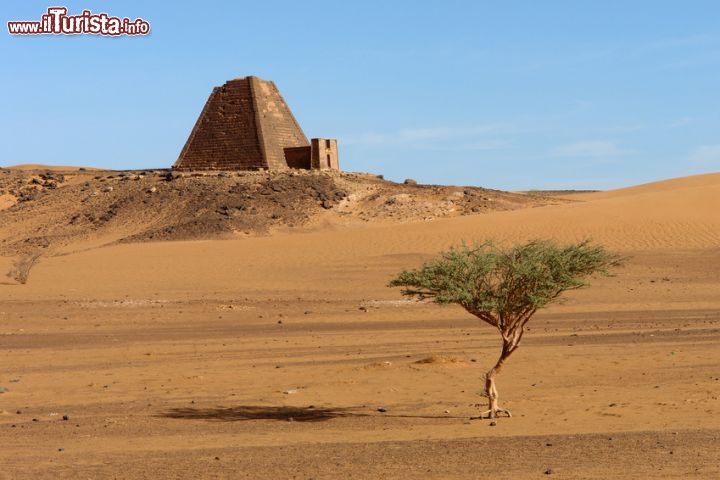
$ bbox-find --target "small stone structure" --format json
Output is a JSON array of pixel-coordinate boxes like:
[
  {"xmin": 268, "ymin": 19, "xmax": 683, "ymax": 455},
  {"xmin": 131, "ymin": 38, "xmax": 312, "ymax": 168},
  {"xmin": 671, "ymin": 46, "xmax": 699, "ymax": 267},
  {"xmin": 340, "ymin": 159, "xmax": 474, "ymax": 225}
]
[
  {"xmin": 283, "ymin": 139, "xmax": 339, "ymax": 170},
  {"xmin": 174, "ymin": 76, "xmax": 339, "ymax": 172}
]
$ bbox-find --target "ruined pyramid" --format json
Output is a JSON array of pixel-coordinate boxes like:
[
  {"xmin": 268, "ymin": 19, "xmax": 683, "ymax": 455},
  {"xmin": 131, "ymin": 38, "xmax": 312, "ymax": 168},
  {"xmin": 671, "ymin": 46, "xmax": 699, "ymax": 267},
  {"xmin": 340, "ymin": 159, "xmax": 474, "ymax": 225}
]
[{"xmin": 174, "ymin": 76, "xmax": 338, "ymax": 171}]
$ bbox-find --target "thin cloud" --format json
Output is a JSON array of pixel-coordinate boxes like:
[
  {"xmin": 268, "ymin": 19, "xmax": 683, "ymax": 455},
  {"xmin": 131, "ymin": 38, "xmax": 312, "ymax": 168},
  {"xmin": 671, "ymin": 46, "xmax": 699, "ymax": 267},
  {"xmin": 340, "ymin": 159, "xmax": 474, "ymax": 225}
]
[
  {"xmin": 341, "ymin": 123, "xmax": 514, "ymax": 147},
  {"xmin": 663, "ymin": 117, "xmax": 694, "ymax": 128},
  {"xmin": 689, "ymin": 144, "xmax": 720, "ymax": 166},
  {"xmin": 550, "ymin": 140, "xmax": 630, "ymax": 158},
  {"xmin": 644, "ymin": 33, "xmax": 716, "ymax": 51}
]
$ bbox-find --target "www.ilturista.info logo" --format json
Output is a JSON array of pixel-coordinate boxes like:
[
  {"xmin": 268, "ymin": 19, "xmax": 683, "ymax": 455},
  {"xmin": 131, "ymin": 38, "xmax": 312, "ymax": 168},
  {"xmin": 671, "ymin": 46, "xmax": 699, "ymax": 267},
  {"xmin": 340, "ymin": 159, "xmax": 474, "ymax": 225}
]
[{"xmin": 8, "ymin": 7, "xmax": 150, "ymax": 36}]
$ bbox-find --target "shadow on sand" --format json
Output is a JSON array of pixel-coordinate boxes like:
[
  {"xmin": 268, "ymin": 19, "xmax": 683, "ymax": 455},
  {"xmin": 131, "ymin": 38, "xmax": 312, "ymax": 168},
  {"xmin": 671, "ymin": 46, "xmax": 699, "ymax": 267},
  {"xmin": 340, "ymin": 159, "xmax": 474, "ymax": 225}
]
[
  {"xmin": 161, "ymin": 405, "xmax": 469, "ymax": 423},
  {"xmin": 162, "ymin": 405, "xmax": 353, "ymax": 423}
]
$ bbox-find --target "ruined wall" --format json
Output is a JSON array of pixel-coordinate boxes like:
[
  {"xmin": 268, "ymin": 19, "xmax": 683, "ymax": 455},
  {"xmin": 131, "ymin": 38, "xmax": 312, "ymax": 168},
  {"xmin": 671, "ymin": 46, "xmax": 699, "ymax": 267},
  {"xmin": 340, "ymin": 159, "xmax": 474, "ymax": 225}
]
[
  {"xmin": 311, "ymin": 138, "xmax": 340, "ymax": 170},
  {"xmin": 283, "ymin": 146, "xmax": 311, "ymax": 169}
]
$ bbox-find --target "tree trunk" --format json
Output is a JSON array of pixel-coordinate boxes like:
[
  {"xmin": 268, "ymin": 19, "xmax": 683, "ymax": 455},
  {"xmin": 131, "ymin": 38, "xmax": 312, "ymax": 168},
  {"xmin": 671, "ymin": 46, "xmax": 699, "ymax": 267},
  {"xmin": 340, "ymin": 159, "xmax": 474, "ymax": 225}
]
[{"xmin": 479, "ymin": 334, "xmax": 518, "ymax": 419}]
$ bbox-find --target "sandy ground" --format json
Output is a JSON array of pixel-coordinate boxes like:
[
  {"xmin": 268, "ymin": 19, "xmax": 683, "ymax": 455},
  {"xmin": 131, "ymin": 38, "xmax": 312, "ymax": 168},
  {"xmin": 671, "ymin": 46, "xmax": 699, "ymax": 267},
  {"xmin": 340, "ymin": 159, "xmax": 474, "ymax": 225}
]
[{"xmin": 1, "ymin": 173, "xmax": 719, "ymax": 479}]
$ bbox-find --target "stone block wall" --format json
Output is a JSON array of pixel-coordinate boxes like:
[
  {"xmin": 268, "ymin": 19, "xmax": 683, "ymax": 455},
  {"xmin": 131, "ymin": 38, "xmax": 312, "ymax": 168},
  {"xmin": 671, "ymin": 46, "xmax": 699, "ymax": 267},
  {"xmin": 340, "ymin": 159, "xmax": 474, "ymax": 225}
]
[
  {"xmin": 174, "ymin": 79, "xmax": 266, "ymax": 171},
  {"xmin": 252, "ymin": 78, "xmax": 309, "ymax": 170}
]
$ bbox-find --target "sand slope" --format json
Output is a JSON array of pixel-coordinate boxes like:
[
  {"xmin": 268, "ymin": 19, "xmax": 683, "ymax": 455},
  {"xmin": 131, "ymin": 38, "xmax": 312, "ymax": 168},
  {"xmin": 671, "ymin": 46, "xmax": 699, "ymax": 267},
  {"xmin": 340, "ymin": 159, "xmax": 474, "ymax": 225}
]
[{"xmin": 570, "ymin": 172, "xmax": 720, "ymax": 200}]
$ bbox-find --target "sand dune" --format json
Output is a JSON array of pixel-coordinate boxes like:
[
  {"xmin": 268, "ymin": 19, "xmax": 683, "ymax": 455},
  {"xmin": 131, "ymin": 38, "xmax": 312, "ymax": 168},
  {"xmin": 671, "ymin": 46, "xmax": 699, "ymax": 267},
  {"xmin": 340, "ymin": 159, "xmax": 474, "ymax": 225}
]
[{"xmin": 566, "ymin": 171, "xmax": 720, "ymax": 200}]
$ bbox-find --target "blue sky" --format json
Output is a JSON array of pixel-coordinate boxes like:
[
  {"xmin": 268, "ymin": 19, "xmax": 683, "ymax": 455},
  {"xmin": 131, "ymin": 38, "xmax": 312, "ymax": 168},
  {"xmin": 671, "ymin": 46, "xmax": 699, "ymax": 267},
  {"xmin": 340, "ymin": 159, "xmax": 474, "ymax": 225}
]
[{"xmin": 2, "ymin": 1, "xmax": 719, "ymax": 190}]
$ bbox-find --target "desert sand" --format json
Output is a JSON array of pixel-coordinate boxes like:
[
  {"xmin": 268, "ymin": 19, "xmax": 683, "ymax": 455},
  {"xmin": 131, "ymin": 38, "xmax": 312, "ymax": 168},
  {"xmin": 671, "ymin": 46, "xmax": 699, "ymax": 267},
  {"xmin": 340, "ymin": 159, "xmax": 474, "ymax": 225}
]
[{"xmin": 1, "ymin": 170, "xmax": 718, "ymax": 479}]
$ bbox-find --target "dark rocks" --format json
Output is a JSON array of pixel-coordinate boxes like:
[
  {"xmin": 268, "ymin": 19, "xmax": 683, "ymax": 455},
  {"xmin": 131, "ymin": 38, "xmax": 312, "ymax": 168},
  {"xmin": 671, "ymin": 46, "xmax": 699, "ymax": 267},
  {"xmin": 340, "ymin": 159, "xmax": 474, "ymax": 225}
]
[
  {"xmin": 404, "ymin": 178, "xmax": 418, "ymax": 185},
  {"xmin": 217, "ymin": 206, "xmax": 233, "ymax": 217},
  {"xmin": 18, "ymin": 193, "xmax": 36, "ymax": 202}
]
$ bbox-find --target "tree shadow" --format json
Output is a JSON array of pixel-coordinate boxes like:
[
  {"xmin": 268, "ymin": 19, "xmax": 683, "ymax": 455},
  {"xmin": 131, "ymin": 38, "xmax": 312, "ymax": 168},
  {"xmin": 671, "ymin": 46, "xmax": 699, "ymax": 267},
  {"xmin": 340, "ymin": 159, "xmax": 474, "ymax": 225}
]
[
  {"xmin": 161, "ymin": 405, "xmax": 352, "ymax": 423},
  {"xmin": 161, "ymin": 404, "xmax": 468, "ymax": 423}
]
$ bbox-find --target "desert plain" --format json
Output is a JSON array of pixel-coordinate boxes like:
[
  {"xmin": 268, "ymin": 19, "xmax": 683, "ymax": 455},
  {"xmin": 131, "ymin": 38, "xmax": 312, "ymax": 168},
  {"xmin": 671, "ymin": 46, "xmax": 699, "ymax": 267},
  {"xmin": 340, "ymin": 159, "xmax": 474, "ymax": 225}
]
[{"xmin": 0, "ymin": 168, "xmax": 718, "ymax": 479}]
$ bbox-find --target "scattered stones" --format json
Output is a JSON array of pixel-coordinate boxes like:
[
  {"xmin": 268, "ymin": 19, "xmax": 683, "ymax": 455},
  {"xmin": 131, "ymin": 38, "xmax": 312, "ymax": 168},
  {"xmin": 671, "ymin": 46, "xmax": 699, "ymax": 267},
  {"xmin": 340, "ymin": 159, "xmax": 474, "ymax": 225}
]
[{"xmin": 40, "ymin": 171, "xmax": 64, "ymax": 183}]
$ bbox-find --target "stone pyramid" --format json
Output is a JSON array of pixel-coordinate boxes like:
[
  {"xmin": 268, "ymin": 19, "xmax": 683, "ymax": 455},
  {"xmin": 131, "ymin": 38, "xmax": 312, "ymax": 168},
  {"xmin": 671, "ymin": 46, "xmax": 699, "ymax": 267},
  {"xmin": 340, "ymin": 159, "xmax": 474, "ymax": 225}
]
[{"xmin": 174, "ymin": 76, "xmax": 310, "ymax": 171}]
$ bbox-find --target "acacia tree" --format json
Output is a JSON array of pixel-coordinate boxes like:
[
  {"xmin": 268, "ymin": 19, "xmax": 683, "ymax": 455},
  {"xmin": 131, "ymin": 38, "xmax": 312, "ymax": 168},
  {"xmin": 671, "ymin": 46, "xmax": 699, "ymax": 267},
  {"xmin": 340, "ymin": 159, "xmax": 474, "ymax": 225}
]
[{"xmin": 388, "ymin": 239, "xmax": 623, "ymax": 419}]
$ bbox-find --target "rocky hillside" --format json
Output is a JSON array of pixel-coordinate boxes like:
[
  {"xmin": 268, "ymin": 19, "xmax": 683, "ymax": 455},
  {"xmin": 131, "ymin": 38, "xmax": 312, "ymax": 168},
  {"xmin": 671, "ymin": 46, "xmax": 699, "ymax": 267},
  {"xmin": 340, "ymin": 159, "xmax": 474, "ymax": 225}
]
[{"xmin": 0, "ymin": 166, "xmax": 566, "ymax": 281}]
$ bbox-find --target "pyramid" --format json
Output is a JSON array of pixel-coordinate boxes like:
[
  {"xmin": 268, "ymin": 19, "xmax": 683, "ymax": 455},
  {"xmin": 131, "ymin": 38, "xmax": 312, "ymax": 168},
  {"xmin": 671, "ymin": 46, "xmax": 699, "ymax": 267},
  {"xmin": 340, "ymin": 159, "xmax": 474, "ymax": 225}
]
[{"xmin": 174, "ymin": 76, "xmax": 311, "ymax": 171}]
